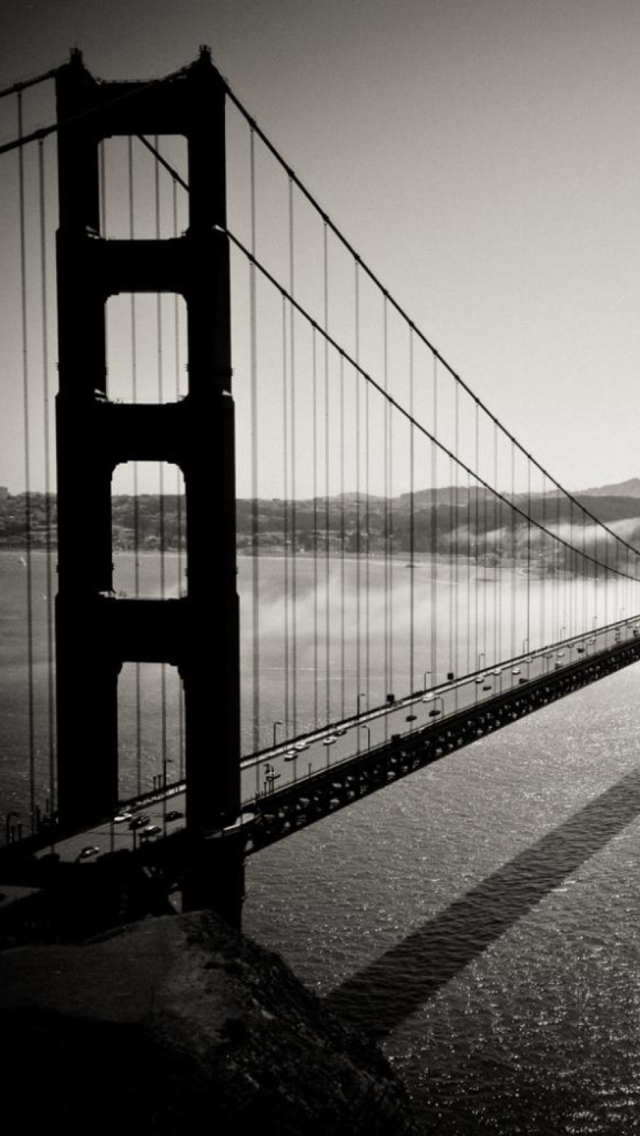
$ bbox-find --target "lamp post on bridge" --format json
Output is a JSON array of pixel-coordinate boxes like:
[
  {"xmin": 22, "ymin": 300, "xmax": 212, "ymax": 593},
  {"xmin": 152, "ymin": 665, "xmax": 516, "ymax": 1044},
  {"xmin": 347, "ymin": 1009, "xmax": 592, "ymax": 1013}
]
[
  {"xmin": 360, "ymin": 724, "xmax": 371, "ymax": 751},
  {"xmin": 5, "ymin": 811, "xmax": 19, "ymax": 845},
  {"xmin": 475, "ymin": 653, "xmax": 485, "ymax": 702},
  {"xmin": 273, "ymin": 720, "xmax": 283, "ymax": 748}
]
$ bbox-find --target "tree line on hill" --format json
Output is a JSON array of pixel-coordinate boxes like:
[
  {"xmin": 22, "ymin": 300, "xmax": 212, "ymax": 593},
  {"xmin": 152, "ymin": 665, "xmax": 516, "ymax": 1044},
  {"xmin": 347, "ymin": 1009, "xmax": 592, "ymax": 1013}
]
[{"xmin": 1, "ymin": 490, "xmax": 639, "ymax": 576}]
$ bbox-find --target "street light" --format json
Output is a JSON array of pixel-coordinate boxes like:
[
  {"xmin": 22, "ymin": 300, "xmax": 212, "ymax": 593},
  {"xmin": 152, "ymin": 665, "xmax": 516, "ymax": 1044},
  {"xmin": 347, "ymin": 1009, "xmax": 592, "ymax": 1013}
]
[
  {"xmin": 360, "ymin": 724, "xmax": 371, "ymax": 750},
  {"xmin": 357, "ymin": 692, "xmax": 367, "ymax": 716},
  {"xmin": 5, "ymin": 811, "xmax": 19, "ymax": 845},
  {"xmin": 423, "ymin": 669, "xmax": 431, "ymax": 691},
  {"xmin": 273, "ymin": 720, "xmax": 283, "ymax": 748}
]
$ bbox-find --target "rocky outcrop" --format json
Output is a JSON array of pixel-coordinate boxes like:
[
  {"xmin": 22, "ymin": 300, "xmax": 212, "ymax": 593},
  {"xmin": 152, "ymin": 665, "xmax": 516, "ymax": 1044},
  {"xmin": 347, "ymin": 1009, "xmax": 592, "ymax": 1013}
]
[{"xmin": 0, "ymin": 911, "xmax": 418, "ymax": 1134}]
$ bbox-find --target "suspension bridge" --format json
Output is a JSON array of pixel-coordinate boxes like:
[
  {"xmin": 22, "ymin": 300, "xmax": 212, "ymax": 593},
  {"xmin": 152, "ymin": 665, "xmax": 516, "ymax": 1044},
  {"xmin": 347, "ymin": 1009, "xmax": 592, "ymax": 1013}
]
[{"xmin": 2, "ymin": 48, "xmax": 640, "ymax": 930}]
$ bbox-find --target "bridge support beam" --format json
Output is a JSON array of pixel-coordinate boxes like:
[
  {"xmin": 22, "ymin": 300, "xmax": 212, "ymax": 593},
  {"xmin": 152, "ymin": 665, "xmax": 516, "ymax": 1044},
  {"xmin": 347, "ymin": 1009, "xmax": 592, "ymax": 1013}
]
[{"xmin": 55, "ymin": 49, "xmax": 243, "ymax": 923}]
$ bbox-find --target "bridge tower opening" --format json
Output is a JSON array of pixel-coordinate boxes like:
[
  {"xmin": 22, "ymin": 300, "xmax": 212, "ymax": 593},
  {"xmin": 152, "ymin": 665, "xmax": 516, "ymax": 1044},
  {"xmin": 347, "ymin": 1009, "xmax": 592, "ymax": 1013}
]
[{"xmin": 54, "ymin": 48, "xmax": 243, "ymax": 922}]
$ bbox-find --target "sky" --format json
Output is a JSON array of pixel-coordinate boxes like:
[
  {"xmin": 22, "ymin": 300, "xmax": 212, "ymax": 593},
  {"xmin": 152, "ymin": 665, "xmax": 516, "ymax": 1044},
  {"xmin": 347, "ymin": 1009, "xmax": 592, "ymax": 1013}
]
[{"xmin": 2, "ymin": 0, "xmax": 640, "ymax": 494}]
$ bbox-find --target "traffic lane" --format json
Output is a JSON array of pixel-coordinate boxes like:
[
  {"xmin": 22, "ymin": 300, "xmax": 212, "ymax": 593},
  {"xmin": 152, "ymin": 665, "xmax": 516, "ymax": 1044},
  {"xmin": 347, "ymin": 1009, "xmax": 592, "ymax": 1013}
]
[
  {"xmin": 30, "ymin": 624, "xmax": 640, "ymax": 847},
  {"xmin": 32, "ymin": 796, "xmax": 188, "ymax": 866},
  {"xmin": 241, "ymin": 640, "xmax": 628, "ymax": 804}
]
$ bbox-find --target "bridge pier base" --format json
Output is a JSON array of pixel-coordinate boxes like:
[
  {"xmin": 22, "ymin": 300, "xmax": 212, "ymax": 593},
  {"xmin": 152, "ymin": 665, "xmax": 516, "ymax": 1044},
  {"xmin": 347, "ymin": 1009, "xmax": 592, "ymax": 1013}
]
[{"xmin": 181, "ymin": 828, "xmax": 246, "ymax": 929}]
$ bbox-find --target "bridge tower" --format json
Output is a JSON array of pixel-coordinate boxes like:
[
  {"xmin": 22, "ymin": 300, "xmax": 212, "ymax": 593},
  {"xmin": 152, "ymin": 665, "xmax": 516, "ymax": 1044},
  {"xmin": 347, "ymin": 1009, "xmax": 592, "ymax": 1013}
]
[{"xmin": 55, "ymin": 49, "xmax": 243, "ymax": 920}]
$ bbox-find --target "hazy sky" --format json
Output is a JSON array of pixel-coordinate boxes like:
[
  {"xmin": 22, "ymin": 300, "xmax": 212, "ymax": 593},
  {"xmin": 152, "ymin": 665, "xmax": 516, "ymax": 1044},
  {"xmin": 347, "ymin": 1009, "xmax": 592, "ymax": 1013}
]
[{"xmin": 2, "ymin": 0, "xmax": 640, "ymax": 492}]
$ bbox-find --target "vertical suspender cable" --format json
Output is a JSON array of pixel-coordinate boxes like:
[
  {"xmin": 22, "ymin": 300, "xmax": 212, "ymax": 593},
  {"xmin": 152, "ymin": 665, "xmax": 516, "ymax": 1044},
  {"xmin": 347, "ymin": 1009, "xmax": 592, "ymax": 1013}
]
[
  {"xmin": 569, "ymin": 498, "xmax": 574, "ymax": 637},
  {"xmin": 365, "ymin": 319, "xmax": 370, "ymax": 710},
  {"xmin": 561, "ymin": 493, "xmax": 567, "ymax": 639},
  {"xmin": 288, "ymin": 177, "xmax": 297, "ymax": 735},
  {"xmin": 604, "ymin": 529, "xmax": 609, "ymax": 627},
  {"xmin": 17, "ymin": 92, "xmax": 36, "ymax": 830},
  {"xmin": 340, "ymin": 353, "xmax": 346, "ymax": 719},
  {"xmin": 432, "ymin": 358, "xmax": 439, "ymax": 685},
  {"xmin": 448, "ymin": 450, "xmax": 454, "ymax": 679},
  {"xmin": 324, "ymin": 223, "xmax": 331, "ymax": 723},
  {"xmin": 282, "ymin": 294, "xmax": 290, "ymax": 732},
  {"xmin": 383, "ymin": 296, "xmax": 390, "ymax": 706},
  {"xmin": 595, "ymin": 518, "xmax": 600, "ymax": 632},
  {"xmin": 249, "ymin": 128, "xmax": 261, "ymax": 752},
  {"xmin": 409, "ymin": 327, "xmax": 415, "ymax": 693},
  {"xmin": 481, "ymin": 413, "xmax": 487, "ymax": 668},
  {"xmin": 466, "ymin": 466, "xmax": 472, "ymax": 677},
  {"xmin": 452, "ymin": 384, "xmax": 460, "ymax": 682},
  {"xmin": 454, "ymin": 386, "xmax": 460, "ymax": 690},
  {"xmin": 312, "ymin": 327, "xmax": 319, "ymax": 727},
  {"xmin": 540, "ymin": 471, "xmax": 546, "ymax": 650},
  {"xmin": 510, "ymin": 441, "xmax": 516, "ymax": 659},
  {"xmin": 493, "ymin": 421, "xmax": 499, "ymax": 668},
  {"xmin": 526, "ymin": 460, "xmax": 531, "ymax": 652},
  {"xmin": 355, "ymin": 264, "xmax": 362, "ymax": 720},
  {"xmin": 387, "ymin": 298, "xmax": 394, "ymax": 705},
  {"xmin": 555, "ymin": 486, "xmax": 561, "ymax": 643},
  {"xmin": 582, "ymin": 512, "xmax": 587, "ymax": 637},
  {"xmin": 475, "ymin": 399, "xmax": 481, "ymax": 667},
  {"xmin": 38, "ymin": 139, "xmax": 55, "ymax": 815}
]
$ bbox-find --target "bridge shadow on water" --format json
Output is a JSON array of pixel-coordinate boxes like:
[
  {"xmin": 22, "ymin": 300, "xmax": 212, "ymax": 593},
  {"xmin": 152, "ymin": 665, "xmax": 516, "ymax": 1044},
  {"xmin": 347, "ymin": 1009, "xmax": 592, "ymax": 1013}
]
[{"xmin": 324, "ymin": 766, "xmax": 640, "ymax": 1040}]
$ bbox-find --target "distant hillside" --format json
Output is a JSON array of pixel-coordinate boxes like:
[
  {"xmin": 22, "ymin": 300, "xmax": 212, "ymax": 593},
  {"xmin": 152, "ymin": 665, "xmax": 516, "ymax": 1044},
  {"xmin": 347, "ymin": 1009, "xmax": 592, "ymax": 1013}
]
[
  {"xmin": 581, "ymin": 477, "xmax": 640, "ymax": 498},
  {"xmin": 2, "ymin": 482, "xmax": 640, "ymax": 576}
]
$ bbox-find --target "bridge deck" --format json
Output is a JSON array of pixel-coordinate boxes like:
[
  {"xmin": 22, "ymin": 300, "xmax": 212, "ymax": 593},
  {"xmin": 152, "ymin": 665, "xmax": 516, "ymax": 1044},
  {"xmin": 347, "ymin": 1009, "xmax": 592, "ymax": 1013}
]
[{"xmin": 2, "ymin": 619, "xmax": 639, "ymax": 928}]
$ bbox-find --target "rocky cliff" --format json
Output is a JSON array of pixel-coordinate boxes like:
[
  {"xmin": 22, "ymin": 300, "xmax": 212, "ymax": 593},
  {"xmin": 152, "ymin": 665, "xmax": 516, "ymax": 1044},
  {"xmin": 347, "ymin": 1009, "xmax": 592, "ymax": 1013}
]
[{"xmin": 0, "ymin": 910, "xmax": 418, "ymax": 1134}]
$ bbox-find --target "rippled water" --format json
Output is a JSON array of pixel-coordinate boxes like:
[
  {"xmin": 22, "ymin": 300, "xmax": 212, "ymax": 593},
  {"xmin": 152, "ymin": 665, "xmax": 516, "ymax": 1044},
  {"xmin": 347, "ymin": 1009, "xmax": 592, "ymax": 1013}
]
[
  {"xmin": 4, "ymin": 549, "xmax": 640, "ymax": 1129},
  {"xmin": 244, "ymin": 668, "xmax": 640, "ymax": 1132}
]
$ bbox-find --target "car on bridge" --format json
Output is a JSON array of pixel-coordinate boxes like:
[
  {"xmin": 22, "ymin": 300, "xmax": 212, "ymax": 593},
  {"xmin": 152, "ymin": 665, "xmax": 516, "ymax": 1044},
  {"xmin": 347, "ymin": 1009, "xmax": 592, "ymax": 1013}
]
[
  {"xmin": 140, "ymin": 825, "xmax": 161, "ymax": 839},
  {"xmin": 130, "ymin": 814, "xmax": 150, "ymax": 830}
]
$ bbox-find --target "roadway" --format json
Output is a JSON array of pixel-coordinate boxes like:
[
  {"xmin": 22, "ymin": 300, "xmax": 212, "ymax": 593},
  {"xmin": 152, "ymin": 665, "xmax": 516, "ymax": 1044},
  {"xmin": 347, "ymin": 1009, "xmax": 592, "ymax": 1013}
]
[{"xmin": 12, "ymin": 616, "xmax": 638, "ymax": 873}]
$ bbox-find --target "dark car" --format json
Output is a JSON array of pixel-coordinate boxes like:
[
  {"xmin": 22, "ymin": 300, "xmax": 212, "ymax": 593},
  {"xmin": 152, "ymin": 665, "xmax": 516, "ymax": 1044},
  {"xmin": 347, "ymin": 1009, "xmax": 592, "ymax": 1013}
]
[
  {"xmin": 165, "ymin": 810, "xmax": 183, "ymax": 823},
  {"xmin": 77, "ymin": 845, "xmax": 100, "ymax": 861},
  {"xmin": 130, "ymin": 814, "xmax": 150, "ymax": 830},
  {"xmin": 140, "ymin": 824, "xmax": 162, "ymax": 839}
]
